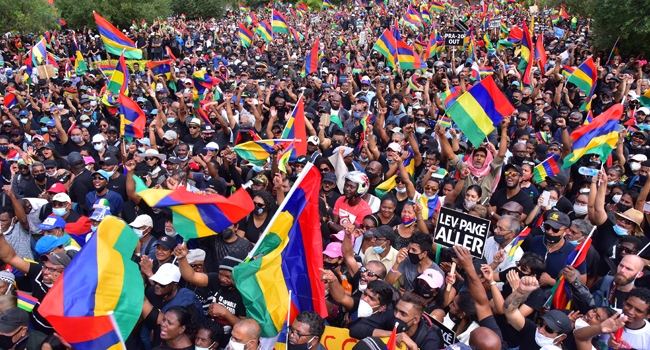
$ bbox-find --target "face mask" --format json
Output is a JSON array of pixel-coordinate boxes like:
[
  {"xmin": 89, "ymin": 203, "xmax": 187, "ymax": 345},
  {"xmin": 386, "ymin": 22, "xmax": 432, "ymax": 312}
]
[
  {"xmin": 167, "ymin": 118, "xmax": 176, "ymax": 124},
  {"xmin": 568, "ymin": 121, "xmax": 580, "ymax": 129},
  {"xmin": 2, "ymin": 218, "xmax": 15, "ymax": 235},
  {"xmin": 287, "ymin": 337, "xmax": 316, "ymax": 350},
  {"xmin": 0, "ymin": 329, "xmax": 22, "ymax": 350},
  {"xmin": 35, "ymin": 173, "xmax": 46, "ymax": 182},
  {"xmin": 138, "ymin": 147, "xmax": 146, "ymax": 153},
  {"xmin": 569, "ymin": 239, "xmax": 581, "ymax": 246},
  {"xmin": 227, "ymin": 339, "xmax": 251, "ymax": 350},
  {"xmin": 612, "ymin": 194, "xmax": 622, "ymax": 203},
  {"xmin": 0, "ymin": 146, "xmax": 8, "ymax": 154},
  {"xmin": 573, "ymin": 204, "xmax": 588, "ymax": 216},
  {"xmin": 71, "ymin": 136, "xmax": 83, "ymax": 144},
  {"xmin": 160, "ymin": 225, "xmax": 178, "ymax": 237},
  {"xmin": 94, "ymin": 144, "xmax": 104, "ymax": 151},
  {"xmin": 83, "ymin": 108, "xmax": 92, "ymax": 113},
  {"xmin": 424, "ymin": 193, "xmax": 436, "ymax": 200},
  {"xmin": 196, "ymin": 343, "xmax": 216, "ymax": 350},
  {"xmin": 535, "ymin": 108, "xmax": 543, "ymax": 115},
  {"xmin": 616, "ymin": 203, "xmax": 631, "ymax": 213},
  {"xmin": 574, "ymin": 318, "xmax": 589, "ymax": 330},
  {"xmin": 549, "ymin": 201, "xmax": 557, "ymax": 208},
  {"xmin": 607, "ymin": 181, "xmax": 616, "ymax": 186},
  {"xmin": 465, "ymin": 199, "xmax": 477, "ymax": 208},
  {"xmin": 373, "ymin": 242, "xmax": 386, "ymax": 254},
  {"xmin": 91, "ymin": 225, "xmax": 98, "ymax": 232},
  {"xmin": 534, "ymin": 328, "xmax": 561, "ymax": 348},
  {"xmin": 415, "ymin": 127, "xmax": 427, "ymax": 135},
  {"xmin": 41, "ymin": 127, "xmax": 48, "ymax": 132},
  {"xmin": 20, "ymin": 118, "xmax": 28, "ymax": 124},
  {"xmin": 52, "ymin": 208, "xmax": 68, "ymax": 217},
  {"xmin": 630, "ymin": 162, "xmax": 642, "ymax": 171},
  {"xmin": 253, "ymin": 165, "xmax": 265, "ymax": 173},
  {"xmin": 545, "ymin": 232, "xmax": 563, "ymax": 244},
  {"xmin": 96, "ymin": 185, "xmax": 106, "ymax": 193},
  {"xmin": 408, "ymin": 252, "xmax": 423, "ymax": 265},
  {"xmin": 353, "ymin": 112, "xmax": 361, "ymax": 119},
  {"xmin": 414, "ymin": 282, "xmax": 435, "ymax": 299},
  {"xmin": 82, "ymin": 122, "xmax": 91, "ymax": 128},
  {"xmin": 133, "ymin": 228, "xmax": 146, "ymax": 238},
  {"xmin": 640, "ymin": 175, "xmax": 648, "ymax": 184},
  {"xmin": 396, "ymin": 187, "xmax": 406, "ymax": 193},
  {"xmin": 613, "ymin": 224, "xmax": 628, "ymax": 236},
  {"xmin": 357, "ymin": 299, "xmax": 379, "ymax": 318},
  {"xmin": 493, "ymin": 233, "xmax": 508, "ymax": 244},
  {"xmin": 511, "ymin": 98, "xmax": 520, "ymax": 105},
  {"xmin": 323, "ymin": 261, "xmax": 340, "ymax": 271},
  {"xmin": 255, "ymin": 204, "xmax": 267, "ymax": 215},
  {"xmin": 57, "ymin": 104, "xmax": 64, "ymax": 109}
]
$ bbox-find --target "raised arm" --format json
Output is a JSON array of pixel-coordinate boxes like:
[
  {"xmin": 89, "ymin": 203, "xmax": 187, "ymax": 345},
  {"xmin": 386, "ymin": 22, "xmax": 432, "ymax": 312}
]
[
  {"xmin": 174, "ymin": 242, "xmax": 210, "ymax": 287},
  {"xmin": 453, "ymin": 246, "xmax": 492, "ymax": 321},
  {"xmin": 503, "ymin": 276, "xmax": 538, "ymax": 331}
]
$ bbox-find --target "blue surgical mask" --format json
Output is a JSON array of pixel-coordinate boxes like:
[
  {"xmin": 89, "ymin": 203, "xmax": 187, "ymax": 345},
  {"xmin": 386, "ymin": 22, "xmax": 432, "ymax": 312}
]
[
  {"xmin": 424, "ymin": 193, "xmax": 436, "ymax": 200},
  {"xmin": 138, "ymin": 147, "xmax": 146, "ymax": 153},
  {"xmin": 416, "ymin": 127, "xmax": 426, "ymax": 134},
  {"xmin": 353, "ymin": 112, "xmax": 361, "ymax": 119},
  {"xmin": 569, "ymin": 240, "xmax": 580, "ymax": 246},
  {"xmin": 359, "ymin": 157, "xmax": 369, "ymax": 162},
  {"xmin": 83, "ymin": 108, "xmax": 92, "ymax": 113},
  {"xmin": 179, "ymin": 155, "xmax": 188, "ymax": 161},
  {"xmin": 167, "ymin": 118, "xmax": 176, "ymax": 124},
  {"xmin": 20, "ymin": 118, "xmax": 28, "ymax": 124},
  {"xmin": 607, "ymin": 181, "xmax": 616, "ymax": 186},
  {"xmin": 396, "ymin": 187, "xmax": 406, "ymax": 193},
  {"xmin": 52, "ymin": 208, "xmax": 68, "ymax": 217},
  {"xmin": 613, "ymin": 224, "xmax": 628, "ymax": 236},
  {"xmin": 373, "ymin": 243, "xmax": 386, "ymax": 254},
  {"xmin": 94, "ymin": 144, "xmax": 104, "ymax": 151},
  {"xmin": 41, "ymin": 127, "xmax": 48, "ymax": 132},
  {"xmin": 91, "ymin": 225, "xmax": 98, "ymax": 232},
  {"xmin": 82, "ymin": 122, "xmax": 91, "ymax": 128},
  {"xmin": 252, "ymin": 165, "xmax": 265, "ymax": 172},
  {"xmin": 549, "ymin": 201, "xmax": 557, "ymax": 208}
]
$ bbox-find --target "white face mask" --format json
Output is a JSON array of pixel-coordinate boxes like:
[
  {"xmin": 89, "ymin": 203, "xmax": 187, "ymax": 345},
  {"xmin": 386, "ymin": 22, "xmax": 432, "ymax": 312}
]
[
  {"xmin": 630, "ymin": 162, "xmax": 642, "ymax": 171},
  {"xmin": 465, "ymin": 199, "xmax": 477, "ymax": 208},
  {"xmin": 574, "ymin": 318, "xmax": 590, "ymax": 330},
  {"xmin": 535, "ymin": 328, "xmax": 562, "ymax": 348},
  {"xmin": 133, "ymin": 228, "xmax": 147, "ymax": 239},
  {"xmin": 165, "ymin": 227, "xmax": 178, "ymax": 237},
  {"xmin": 573, "ymin": 204, "xmax": 588, "ymax": 216},
  {"xmin": 2, "ymin": 218, "xmax": 15, "ymax": 235},
  {"xmin": 227, "ymin": 339, "xmax": 251, "ymax": 350},
  {"xmin": 196, "ymin": 342, "xmax": 215, "ymax": 350},
  {"xmin": 358, "ymin": 282, "xmax": 368, "ymax": 292},
  {"xmin": 612, "ymin": 194, "xmax": 622, "ymax": 203},
  {"xmin": 357, "ymin": 299, "xmax": 378, "ymax": 318}
]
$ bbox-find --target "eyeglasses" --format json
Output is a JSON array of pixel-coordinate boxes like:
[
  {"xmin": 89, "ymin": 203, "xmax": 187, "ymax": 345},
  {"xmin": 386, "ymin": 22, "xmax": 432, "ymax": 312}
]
[
  {"xmin": 395, "ymin": 179, "xmax": 404, "ymax": 185},
  {"xmin": 288, "ymin": 326, "xmax": 312, "ymax": 339},
  {"xmin": 617, "ymin": 217, "xmax": 634, "ymax": 226},
  {"xmin": 153, "ymin": 281, "xmax": 171, "ymax": 287},
  {"xmin": 424, "ymin": 185, "xmax": 438, "ymax": 192},
  {"xmin": 320, "ymin": 168, "xmax": 330, "ymax": 173},
  {"xmin": 616, "ymin": 245, "xmax": 638, "ymax": 254},
  {"xmin": 190, "ymin": 263, "xmax": 203, "ymax": 269},
  {"xmin": 145, "ymin": 157, "xmax": 156, "ymax": 161},
  {"xmin": 543, "ymin": 224, "xmax": 562, "ymax": 233},
  {"xmin": 537, "ymin": 320, "xmax": 557, "ymax": 335},
  {"xmin": 189, "ymin": 126, "xmax": 199, "ymax": 129},
  {"xmin": 42, "ymin": 265, "xmax": 64, "ymax": 273},
  {"xmin": 92, "ymin": 176, "xmax": 106, "ymax": 181},
  {"xmin": 254, "ymin": 203, "xmax": 266, "ymax": 208},
  {"xmin": 360, "ymin": 266, "xmax": 379, "ymax": 278}
]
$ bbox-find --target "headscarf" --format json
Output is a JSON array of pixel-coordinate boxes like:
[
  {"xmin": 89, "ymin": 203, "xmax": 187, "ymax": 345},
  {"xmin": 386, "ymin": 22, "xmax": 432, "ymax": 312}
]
[{"xmin": 465, "ymin": 148, "xmax": 501, "ymax": 193}]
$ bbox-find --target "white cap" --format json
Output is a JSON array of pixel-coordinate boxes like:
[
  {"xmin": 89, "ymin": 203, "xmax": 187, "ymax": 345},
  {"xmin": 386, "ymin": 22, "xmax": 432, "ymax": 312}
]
[
  {"xmin": 187, "ymin": 249, "xmax": 206, "ymax": 264},
  {"xmin": 150, "ymin": 263, "xmax": 181, "ymax": 285},
  {"xmin": 92, "ymin": 134, "xmax": 105, "ymax": 143},
  {"xmin": 52, "ymin": 193, "xmax": 71, "ymax": 203},
  {"xmin": 188, "ymin": 118, "xmax": 201, "ymax": 125},
  {"xmin": 163, "ymin": 130, "xmax": 178, "ymax": 140},
  {"xmin": 307, "ymin": 135, "xmax": 320, "ymax": 145},
  {"xmin": 129, "ymin": 214, "xmax": 153, "ymax": 228},
  {"xmin": 638, "ymin": 107, "xmax": 650, "ymax": 115},
  {"xmin": 387, "ymin": 142, "xmax": 401, "ymax": 152},
  {"xmin": 630, "ymin": 154, "xmax": 648, "ymax": 162},
  {"xmin": 205, "ymin": 142, "xmax": 219, "ymax": 151}
]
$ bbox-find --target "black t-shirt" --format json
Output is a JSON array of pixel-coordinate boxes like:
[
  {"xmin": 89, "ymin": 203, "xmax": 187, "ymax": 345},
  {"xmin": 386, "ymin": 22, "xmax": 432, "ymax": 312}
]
[
  {"xmin": 69, "ymin": 169, "xmax": 95, "ymax": 210},
  {"xmin": 238, "ymin": 213, "xmax": 274, "ymax": 243},
  {"xmin": 63, "ymin": 140, "xmax": 86, "ymax": 155},
  {"xmin": 479, "ymin": 315, "xmax": 509, "ymax": 350},
  {"xmin": 519, "ymin": 318, "xmax": 542, "ymax": 350},
  {"xmin": 489, "ymin": 188, "xmax": 534, "ymax": 216},
  {"xmin": 206, "ymin": 273, "xmax": 247, "ymax": 345},
  {"xmin": 183, "ymin": 133, "xmax": 202, "ymax": 147},
  {"xmin": 107, "ymin": 174, "xmax": 128, "ymax": 202},
  {"xmin": 23, "ymin": 177, "xmax": 58, "ymax": 198}
]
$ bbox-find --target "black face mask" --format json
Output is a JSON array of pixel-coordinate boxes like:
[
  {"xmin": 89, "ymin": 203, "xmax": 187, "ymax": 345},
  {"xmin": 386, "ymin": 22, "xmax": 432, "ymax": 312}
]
[
  {"xmin": 568, "ymin": 121, "xmax": 580, "ymax": 129},
  {"xmin": 544, "ymin": 232, "xmax": 563, "ymax": 244},
  {"xmin": 35, "ymin": 173, "xmax": 46, "ymax": 182},
  {"xmin": 512, "ymin": 155, "xmax": 526, "ymax": 165},
  {"xmin": 448, "ymin": 311, "xmax": 461, "ymax": 323},
  {"xmin": 616, "ymin": 203, "xmax": 632, "ymax": 213},
  {"xmin": 414, "ymin": 283, "xmax": 436, "ymax": 299},
  {"xmin": 392, "ymin": 316, "xmax": 415, "ymax": 333},
  {"xmin": 288, "ymin": 341, "xmax": 314, "ymax": 350},
  {"xmin": 203, "ymin": 136, "xmax": 212, "ymax": 143},
  {"xmin": 510, "ymin": 98, "xmax": 520, "ymax": 105},
  {"xmin": 96, "ymin": 185, "xmax": 106, "ymax": 193},
  {"xmin": 408, "ymin": 252, "xmax": 423, "ymax": 265},
  {"xmin": 0, "ymin": 328, "xmax": 21, "ymax": 349},
  {"xmin": 323, "ymin": 261, "xmax": 339, "ymax": 271},
  {"xmin": 255, "ymin": 204, "xmax": 267, "ymax": 215},
  {"xmin": 493, "ymin": 233, "xmax": 508, "ymax": 244},
  {"xmin": 367, "ymin": 172, "xmax": 379, "ymax": 180},
  {"xmin": 221, "ymin": 228, "xmax": 235, "ymax": 241}
]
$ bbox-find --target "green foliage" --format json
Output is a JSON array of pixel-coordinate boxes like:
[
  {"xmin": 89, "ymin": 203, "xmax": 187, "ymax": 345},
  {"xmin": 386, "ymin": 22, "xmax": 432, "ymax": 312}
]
[
  {"xmin": 55, "ymin": 0, "xmax": 171, "ymax": 30},
  {"xmin": 0, "ymin": 0, "xmax": 60, "ymax": 34},
  {"xmin": 540, "ymin": 0, "xmax": 650, "ymax": 56},
  {"xmin": 171, "ymin": 0, "xmax": 236, "ymax": 19}
]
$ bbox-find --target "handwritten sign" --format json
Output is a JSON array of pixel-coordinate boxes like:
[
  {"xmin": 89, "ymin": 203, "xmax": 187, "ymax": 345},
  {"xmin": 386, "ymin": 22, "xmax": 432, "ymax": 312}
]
[{"xmin": 434, "ymin": 207, "xmax": 491, "ymax": 258}]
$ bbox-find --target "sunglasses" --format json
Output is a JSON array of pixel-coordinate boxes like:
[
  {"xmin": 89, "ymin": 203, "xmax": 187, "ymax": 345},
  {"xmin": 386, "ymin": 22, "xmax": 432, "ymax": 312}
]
[
  {"xmin": 616, "ymin": 245, "xmax": 637, "ymax": 254},
  {"xmin": 145, "ymin": 157, "xmax": 157, "ymax": 161},
  {"xmin": 92, "ymin": 176, "xmax": 106, "ymax": 180},
  {"xmin": 190, "ymin": 263, "xmax": 203, "ymax": 268},
  {"xmin": 537, "ymin": 320, "xmax": 556, "ymax": 335},
  {"xmin": 505, "ymin": 171, "xmax": 520, "ymax": 177},
  {"xmin": 618, "ymin": 217, "xmax": 634, "ymax": 226},
  {"xmin": 395, "ymin": 179, "xmax": 405, "ymax": 185},
  {"xmin": 543, "ymin": 224, "xmax": 561, "ymax": 233},
  {"xmin": 320, "ymin": 168, "xmax": 330, "ymax": 173},
  {"xmin": 189, "ymin": 126, "xmax": 199, "ymax": 129},
  {"xmin": 360, "ymin": 266, "xmax": 378, "ymax": 278},
  {"xmin": 424, "ymin": 185, "xmax": 438, "ymax": 192}
]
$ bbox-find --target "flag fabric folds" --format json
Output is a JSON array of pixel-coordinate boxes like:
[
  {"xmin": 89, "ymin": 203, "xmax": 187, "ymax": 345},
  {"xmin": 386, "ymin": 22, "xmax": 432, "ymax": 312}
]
[
  {"xmin": 256, "ymin": 21, "xmax": 275, "ymax": 42},
  {"xmin": 39, "ymin": 216, "xmax": 143, "ymax": 350},
  {"xmin": 239, "ymin": 23, "xmax": 254, "ymax": 47},
  {"xmin": 281, "ymin": 95, "xmax": 307, "ymax": 159},
  {"xmin": 146, "ymin": 59, "xmax": 173, "ymax": 80},
  {"xmin": 232, "ymin": 165, "xmax": 327, "ymax": 338},
  {"xmin": 508, "ymin": 228, "xmax": 530, "ymax": 259},
  {"xmin": 375, "ymin": 175, "xmax": 398, "ymax": 199},
  {"xmin": 17, "ymin": 291, "xmax": 38, "ymax": 312},
  {"xmin": 373, "ymin": 29, "xmax": 398, "ymax": 68},
  {"xmin": 533, "ymin": 154, "xmax": 560, "ymax": 183},
  {"xmin": 447, "ymin": 76, "xmax": 515, "ymax": 147},
  {"xmin": 135, "ymin": 180, "xmax": 254, "ymax": 239},
  {"xmin": 567, "ymin": 57, "xmax": 598, "ymax": 111},
  {"xmin": 441, "ymin": 87, "xmax": 459, "ymax": 110},
  {"xmin": 118, "ymin": 93, "xmax": 146, "ymax": 139},
  {"xmin": 233, "ymin": 140, "xmax": 293, "ymax": 166},
  {"xmin": 396, "ymin": 41, "xmax": 428, "ymax": 69},
  {"xmin": 550, "ymin": 237, "xmax": 592, "ymax": 309},
  {"xmin": 93, "ymin": 12, "xmax": 142, "ymax": 59},
  {"xmin": 301, "ymin": 39, "xmax": 320, "ymax": 76},
  {"xmin": 418, "ymin": 194, "xmax": 441, "ymax": 220},
  {"xmin": 562, "ymin": 104, "xmax": 623, "ymax": 169},
  {"xmin": 107, "ymin": 51, "xmax": 128, "ymax": 96},
  {"xmin": 518, "ymin": 22, "xmax": 534, "ymax": 86},
  {"xmin": 272, "ymin": 10, "xmax": 290, "ymax": 34}
]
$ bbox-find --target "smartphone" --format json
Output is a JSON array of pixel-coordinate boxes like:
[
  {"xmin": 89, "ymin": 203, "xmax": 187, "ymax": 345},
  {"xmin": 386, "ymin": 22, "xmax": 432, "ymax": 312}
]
[{"xmin": 540, "ymin": 191, "xmax": 550, "ymax": 207}]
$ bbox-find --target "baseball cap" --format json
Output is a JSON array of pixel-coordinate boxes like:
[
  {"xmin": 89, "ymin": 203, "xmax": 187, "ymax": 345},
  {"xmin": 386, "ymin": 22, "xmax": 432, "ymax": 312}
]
[
  {"xmin": 188, "ymin": 117, "xmax": 201, "ymax": 125},
  {"xmin": 52, "ymin": 193, "xmax": 71, "ymax": 203},
  {"xmin": 387, "ymin": 143, "xmax": 401, "ymax": 152},
  {"xmin": 252, "ymin": 174, "xmax": 268, "ymax": 184},
  {"xmin": 107, "ymin": 125, "xmax": 118, "ymax": 133},
  {"xmin": 547, "ymin": 172, "xmax": 568, "ymax": 187},
  {"xmin": 187, "ymin": 249, "xmax": 206, "ymax": 264},
  {"xmin": 42, "ymin": 159, "xmax": 57, "ymax": 168},
  {"xmin": 100, "ymin": 156, "xmax": 119, "ymax": 166},
  {"xmin": 89, "ymin": 208, "xmax": 109, "ymax": 222},
  {"xmin": 155, "ymin": 236, "xmax": 176, "ymax": 251},
  {"xmin": 201, "ymin": 124, "xmax": 215, "ymax": 133},
  {"xmin": 540, "ymin": 310, "xmax": 573, "ymax": 334},
  {"xmin": 544, "ymin": 211, "xmax": 571, "ymax": 230},
  {"xmin": 150, "ymin": 263, "xmax": 181, "ymax": 285},
  {"xmin": 48, "ymin": 182, "xmax": 66, "ymax": 193},
  {"xmin": 93, "ymin": 198, "xmax": 111, "ymax": 210},
  {"xmin": 0, "ymin": 307, "xmax": 29, "ymax": 333},
  {"xmin": 323, "ymin": 242, "xmax": 342, "ymax": 258},
  {"xmin": 307, "ymin": 135, "xmax": 320, "ymax": 145},
  {"xmin": 92, "ymin": 170, "xmax": 110, "ymax": 180},
  {"xmin": 166, "ymin": 156, "xmax": 181, "ymax": 165},
  {"xmin": 630, "ymin": 154, "xmax": 648, "ymax": 162},
  {"xmin": 40, "ymin": 251, "xmax": 72, "ymax": 268},
  {"xmin": 322, "ymin": 172, "xmax": 336, "ymax": 184},
  {"xmin": 417, "ymin": 268, "xmax": 444, "ymax": 289},
  {"xmin": 37, "ymin": 215, "xmax": 66, "ymax": 230},
  {"xmin": 330, "ymin": 230, "xmax": 354, "ymax": 246},
  {"xmin": 205, "ymin": 142, "xmax": 219, "ymax": 151},
  {"xmin": 504, "ymin": 163, "xmax": 523, "ymax": 175},
  {"xmin": 295, "ymin": 155, "xmax": 308, "ymax": 164},
  {"xmin": 92, "ymin": 134, "xmax": 105, "ymax": 143},
  {"xmin": 129, "ymin": 214, "xmax": 153, "ymax": 228},
  {"xmin": 35, "ymin": 235, "xmax": 68, "ymax": 255},
  {"xmin": 66, "ymin": 152, "xmax": 85, "ymax": 166},
  {"xmin": 373, "ymin": 225, "xmax": 396, "ymax": 242},
  {"xmin": 163, "ymin": 130, "xmax": 178, "ymax": 140},
  {"xmin": 638, "ymin": 107, "xmax": 650, "ymax": 115}
]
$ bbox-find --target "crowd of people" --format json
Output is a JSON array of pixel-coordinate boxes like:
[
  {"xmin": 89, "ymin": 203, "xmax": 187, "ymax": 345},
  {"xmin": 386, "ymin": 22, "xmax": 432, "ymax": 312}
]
[{"xmin": 0, "ymin": 0, "xmax": 648, "ymax": 350}]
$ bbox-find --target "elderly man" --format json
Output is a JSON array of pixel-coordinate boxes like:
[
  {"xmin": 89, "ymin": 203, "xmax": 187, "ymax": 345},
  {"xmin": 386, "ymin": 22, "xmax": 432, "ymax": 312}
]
[{"xmin": 483, "ymin": 215, "xmax": 524, "ymax": 287}]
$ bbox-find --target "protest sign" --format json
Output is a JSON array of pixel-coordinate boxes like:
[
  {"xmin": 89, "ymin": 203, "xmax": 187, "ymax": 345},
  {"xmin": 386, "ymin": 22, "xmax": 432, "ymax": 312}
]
[
  {"xmin": 444, "ymin": 32, "xmax": 465, "ymax": 46},
  {"xmin": 434, "ymin": 207, "xmax": 491, "ymax": 258},
  {"xmin": 429, "ymin": 315, "xmax": 457, "ymax": 347}
]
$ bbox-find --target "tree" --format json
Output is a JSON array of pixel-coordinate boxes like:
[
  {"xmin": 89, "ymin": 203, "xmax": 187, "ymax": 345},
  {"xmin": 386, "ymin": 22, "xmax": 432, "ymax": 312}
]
[
  {"xmin": 0, "ymin": 0, "xmax": 60, "ymax": 34},
  {"xmin": 170, "ymin": 0, "xmax": 236, "ymax": 19},
  {"xmin": 55, "ymin": 0, "xmax": 171, "ymax": 30}
]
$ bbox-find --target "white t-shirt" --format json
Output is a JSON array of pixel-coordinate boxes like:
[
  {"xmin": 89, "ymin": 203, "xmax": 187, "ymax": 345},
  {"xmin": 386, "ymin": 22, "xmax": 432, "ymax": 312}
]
[{"xmin": 597, "ymin": 320, "xmax": 650, "ymax": 350}]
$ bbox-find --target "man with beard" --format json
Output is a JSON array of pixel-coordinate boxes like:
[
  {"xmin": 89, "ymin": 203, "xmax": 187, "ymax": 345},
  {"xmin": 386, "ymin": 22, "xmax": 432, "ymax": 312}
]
[
  {"xmin": 593, "ymin": 254, "xmax": 645, "ymax": 310},
  {"xmin": 329, "ymin": 171, "xmax": 372, "ymax": 227},
  {"xmin": 174, "ymin": 246, "xmax": 248, "ymax": 347},
  {"xmin": 489, "ymin": 164, "xmax": 534, "ymax": 223},
  {"xmin": 200, "ymin": 223, "xmax": 253, "ymax": 273}
]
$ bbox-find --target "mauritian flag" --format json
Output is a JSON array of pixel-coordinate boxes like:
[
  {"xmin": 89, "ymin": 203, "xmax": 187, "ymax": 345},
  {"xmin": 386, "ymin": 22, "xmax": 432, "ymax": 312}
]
[
  {"xmin": 533, "ymin": 154, "xmax": 560, "ymax": 183},
  {"xmin": 375, "ymin": 175, "xmax": 398, "ymax": 199},
  {"xmin": 301, "ymin": 39, "xmax": 320, "ymax": 76},
  {"xmin": 17, "ymin": 291, "xmax": 38, "ymax": 312},
  {"xmin": 118, "ymin": 93, "xmax": 146, "ymax": 140},
  {"xmin": 281, "ymin": 95, "xmax": 307, "ymax": 160},
  {"xmin": 438, "ymin": 115, "xmax": 452, "ymax": 128},
  {"xmin": 548, "ymin": 236, "xmax": 592, "ymax": 309},
  {"xmin": 567, "ymin": 57, "xmax": 598, "ymax": 111},
  {"xmin": 233, "ymin": 139, "xmax": 293, "ymax": 166},
  {"xmin": 39, "ymin": 216, "xmax": 144, "ymax": 350},
  {"xmin": 134, "ymin": 178, "xmax": 254, "ymax": 239},
  {"xmin": 93, "ymin": 12, "xmax": 142, "ymax": 59},
  {"xmin": 232, "ymin": 165, "xmax": 327, "ymax": 337},
  {"xmin": 418, "ymin": 194, "xmax": 441, "ymax": 220},
  {"xmin": 441, "ymin": 87, "xmax": 459, "ymax": 110},
  {"xmin": 508, "ymin": 227, "xmax": 530, "ymax": 260}
]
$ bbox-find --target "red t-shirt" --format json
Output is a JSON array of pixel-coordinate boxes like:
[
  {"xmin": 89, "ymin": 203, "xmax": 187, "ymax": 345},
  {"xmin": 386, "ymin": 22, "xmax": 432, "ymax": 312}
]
[{"xmin": 333, "ymin": 197, "xmax": 372, "ymax": 226}]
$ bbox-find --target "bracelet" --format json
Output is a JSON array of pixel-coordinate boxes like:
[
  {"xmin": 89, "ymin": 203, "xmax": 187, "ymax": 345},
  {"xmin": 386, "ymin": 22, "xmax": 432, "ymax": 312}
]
[
  {"xmin": 489, "ymin": 281, "xmax": 497, "ymax": 286},
  {"xmin": 459, "ymin": 176, "xmax": 467, "ymax": 180},
  {"xmin": 390, "ymin": 268, "xmax": 398, "ymax": 274}
]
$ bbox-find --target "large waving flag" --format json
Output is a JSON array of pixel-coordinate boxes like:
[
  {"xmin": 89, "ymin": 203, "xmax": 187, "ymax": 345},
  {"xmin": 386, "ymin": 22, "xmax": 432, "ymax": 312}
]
[
  {"xmin": 239, "ymin": 23, "xmax": 254, "ymax": 47},
  {"xmin": 281, "ymin": 95, "xmax": 307, "ymax": 159},
  {"xmin": 533, "ymin": 154, "xmax": 560, "ymax": 183},
  {"xmin": 118, "ymin": 93, "xmax": 146, "ymax": 140},
  {"xmin": 75, "ymin": 50, "xmax": 88, "ymax": 73},
  {"xmin": 534, "ymin": 33, "xmax": 547, "ymax": 74},
  {"xmin": 39, "ymin": 216, "xmax": 144, "ymax": 350},
  {"xmin": 134, "ymin": 178, "xmax": 254, "ymax": 239},
  {"xmin": 396, "ymin": 41, "xmax": 428, "ymax": 69},
  {"xmin": 146, "ymin": 59, "xmax": 173, "ymax": 80},
  {"xmin": 98, "ymin": 64, "xmax": 116, "ymax": 77},
  {"xmin": 94, "ymin": 12, "xmax": 142, "ymax": 59},
  {"xmin": 272, "ymin": 10, "xmax": 290, "ymax": 34},
  {"xmin": 192, "ymin": 70, "xmax": 214, "ymax": 96},
  {"xmin": 418, "ymin": 193, "xmax": 441, "ymax": 220},
  {"xmin": 567, "ymin": 57, "xmax": 598, "ymax": 111},
  {"xmin": 30, "ymin": 38, "xmax": 48, "ymax": 65},
  {"xmin": 322, "ymin": 0, "xmax": 336, "ymax": 10},
  {"xmin": 232, "ymin": 164, "xmax": 326, "ymax": 338},
  {"xmin": 563, "ymin": 104, "xmax": 623, "ymax": 169},
  {"xmin": 441, "ymin": 86, "xmax": 459, "ymax": 110},
  {"xmin": 301, "ymin": 39, "xmax": 320, "ymax": 76},
  {"xmin": 372, "ymin": 29, "xmax": 398, "ymax": 68},
  {"xmin": 447, "ymin": 76, "xmax": 515, "ymax": 147},
  {"xmin": 107, "ymin": 51, "xmax": 128, "ymax": 96},
  {"xmin": 375, "ymin": 175, "xmax": 398, "ymax": 199},
  {"xmin": 518, "ymin": 22, "xmax": 534, "ymax": 86},
  {"xmin": 233, "ymin": 139, "xmax": 293, "ymax": 166},
  {"xmin": 256, "ymin": 20, "xmax": 275, "ymax": 42},
  {"xmin": 549, "ymin": 235, "xmax": 593, "ymax": 309}
]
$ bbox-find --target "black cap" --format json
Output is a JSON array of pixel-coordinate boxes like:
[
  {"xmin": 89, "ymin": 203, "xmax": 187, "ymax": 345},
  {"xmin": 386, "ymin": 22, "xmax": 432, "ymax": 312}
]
[
  {"xmin": 535, "ymin": 143, "xmax": 549, "ymax": 158},
  {"xmin": 43, "ymin": 159, "xmax": 57, "ymax": 168},
  {"xmin": 0, "ymin": 307, "xmax": 29, "ymax": 332},
  {"xmin": 352, "ymin": 337, "xmax": 386, "ymax": 350},
  {"xmin": 107, "ymin": 125, "xmax": 118, "ymax": 133},
  {"xmin": 201, "ymin": 124, "xmax": 215, "ymax": 133},
  {"xmin": 206, "ymin": 178, "xmax": 225, "ymax": 196},
  {"xmin": 155, "ymin": 236, "xmax": 176, "ymax": 251},
  {"xmin": 106, "ymin": 146, "xmax": 119, "ymax": 156},
  {"xmin": 10, "ymin": 128, "xmax": 21, "ymax": 135},
  {"xmin": 548, "ymin": 173, "xmax": 568, "ymax": 187},
  {"xmin": 544, "ymin": 211, "xmax": 571, "ymax": 230},
  {"xmin": 322, "ymin": 172, "xmax": 336, "ymax": 184},
  {"xmin": 373, "ymin": 225, "xmax": 396, "ymax": 242},
  {"xmin": 504, "ymin": 163, "xmax": 523, "ymax": 175},
  {"xmin": 540, "ymin": 310, "xmax": 573, "ymax": 334},
  {"xmin": 134, "ymin": 161, "xmax": 149, "ymax": 175},
  {"xmin": 66, "ymin": 152, "xmax": 84, "ymax": 166},
  {"xmin": 166, "ymin": 156, "xmax": 181, "ymax": 165},
  {"xmin": 100, "ymin": 156, "xmax": 119, "ymax": 166},
  {"xmin": 295, "ymin": 155, "xmax": 309, "ymax": 164},
  {"xmin": 42, "ymin": 142, "xmax": 56, "ymax": 150}
]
